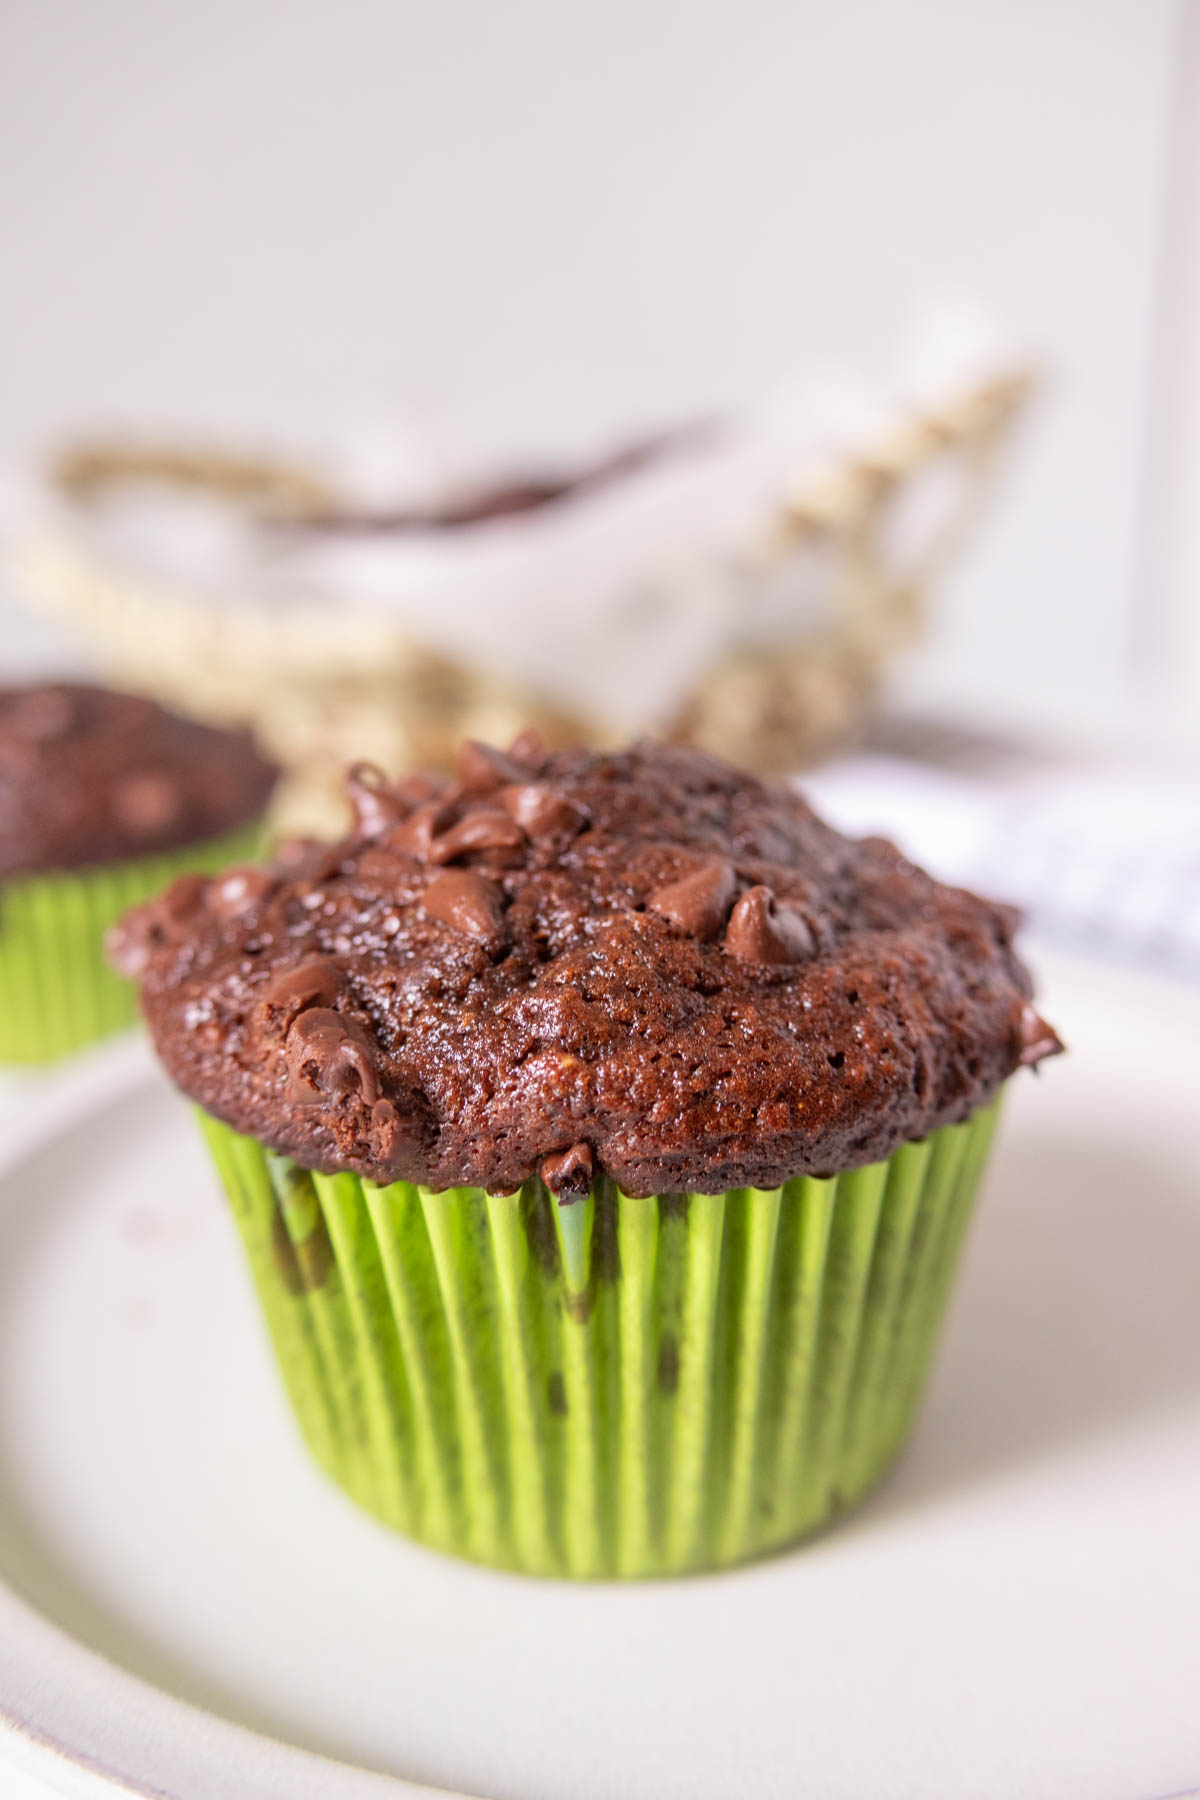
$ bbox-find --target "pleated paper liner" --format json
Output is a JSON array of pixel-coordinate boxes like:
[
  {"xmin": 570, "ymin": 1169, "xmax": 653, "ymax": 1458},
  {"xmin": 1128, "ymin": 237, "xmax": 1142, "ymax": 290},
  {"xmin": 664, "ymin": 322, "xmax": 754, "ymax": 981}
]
[
  {"xmin": 0, "ymin": 821, "xmax": 264, "ymax": 1064},
  {"xmin": 200, "ymin": 1097, "xmax": 1002, "ymax": 1578}
]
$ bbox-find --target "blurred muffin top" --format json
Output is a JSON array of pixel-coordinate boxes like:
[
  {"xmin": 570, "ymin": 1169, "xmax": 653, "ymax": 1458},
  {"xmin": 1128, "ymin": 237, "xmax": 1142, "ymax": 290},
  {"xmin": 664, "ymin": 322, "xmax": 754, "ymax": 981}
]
[
  {"xmin": 111, "ymin": 736, "xmax": 1060, "ymax": 1198},
  {"xmin": 0, "ymin": 684, "xmax": 277, "ymax": 878}
]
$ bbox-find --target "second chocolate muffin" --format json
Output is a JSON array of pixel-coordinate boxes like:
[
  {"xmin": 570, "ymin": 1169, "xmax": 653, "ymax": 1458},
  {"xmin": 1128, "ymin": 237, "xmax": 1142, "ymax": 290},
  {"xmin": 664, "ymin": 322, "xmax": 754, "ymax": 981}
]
[
  {"xmin": 112, "ymin": 737, "xmax": 1060, "ymax": 1576},
  {"xmin": 0, "ymin": 683, "xmax": 276, "ymax": 1062}
]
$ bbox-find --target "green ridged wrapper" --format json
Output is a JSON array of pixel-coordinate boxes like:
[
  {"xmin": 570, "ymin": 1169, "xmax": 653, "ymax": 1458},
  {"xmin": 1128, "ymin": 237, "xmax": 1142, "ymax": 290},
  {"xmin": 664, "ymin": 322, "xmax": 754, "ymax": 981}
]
[
  {"xmin": 0, "ymin": 821, "xmax": 265, "ymax": 1064},
  {"xmin": 200, "ymin": 1096, "xmax": 1002, "ymax": 1578}
]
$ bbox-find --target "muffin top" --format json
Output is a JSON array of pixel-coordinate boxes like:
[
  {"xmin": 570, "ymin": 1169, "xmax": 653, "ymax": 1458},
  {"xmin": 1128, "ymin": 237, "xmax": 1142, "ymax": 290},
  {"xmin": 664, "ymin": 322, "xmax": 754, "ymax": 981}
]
[
  {"xmin": 0, "ymin": 684, "xmax": 277, "ymax": 878},
  {"xmin": 111, "ymin": 737, "xmax": 1060, "ymax": 1198}
]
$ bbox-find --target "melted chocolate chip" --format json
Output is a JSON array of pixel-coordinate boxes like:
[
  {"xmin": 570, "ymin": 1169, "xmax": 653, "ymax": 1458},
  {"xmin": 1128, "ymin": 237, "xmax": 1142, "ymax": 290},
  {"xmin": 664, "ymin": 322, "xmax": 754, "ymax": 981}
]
[
  {"xmin": 159, "ymin": 872, "xmax": 210, "ymax": 929},
  {"xmin": 273, "ymin": 838, "xmax": 345, "ymax": 882},
  {"xmin": 209, "ymin": 865, "xmax": 277, "ymax": 920},
  {"xmin": 723, "ymin": 885, "xmax": 816, "ymax": 965},
  {"xmin": 262, "ymin": 958, "xmax": 343, "ymax": 1012},
  {"xmin": 648, "ymin": 858, "xmax": 735, "ymax": 940},
  {"xmin": 367, "ymin": 1097, "xmax": 401, "ymax": 1161},
  {"xmin": 285, "ymin": 1007, "xmax": 379, "ymax": 1106},
  {"xmin": 421, "ymin": 869, "xmax": 506, "ymax": 944},
  {"xmin": 394, "ymin": 771, "xmax": 449, "ymax": 811},
  {"xmin": 428, "ymin": 809, "xmax": 526, "ymax": 864},
  {"xmin": 502, "ymin": 783, "xmax": 583, "ymax": 839},
  {"xmin": 106, "ymin": 869, "xmax": 211, "ymax": 973},
  {"xmin": 458, "ymin": 740, "xmax": 526, "ymax": 794},
  {"xmin": 541, "ymin": 1141, "xmax": 594, "ymax": 1198},
  {"xmin": 1017, "ymin": 1002, "xmax": 1065, "ymax": 1067},
  {"xmin": 390, "ymin": 799, "xmax": 453, "ymax": 860},
  {"xmin": 507, "ymin": 727, "xmax": 547, "ymax": 766},
  {"xmin": 346, "ymin": 762, "xmax": 408, "ymax": 838},
  {"xmin": 355, "ymin": 843, "xmax": 418, "ymax": 890}
]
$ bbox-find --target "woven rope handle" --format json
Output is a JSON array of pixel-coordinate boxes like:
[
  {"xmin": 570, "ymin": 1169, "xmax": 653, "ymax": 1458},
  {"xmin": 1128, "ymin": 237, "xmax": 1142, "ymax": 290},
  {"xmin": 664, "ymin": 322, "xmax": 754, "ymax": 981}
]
[
  {"xmin": 51, "ymin": 442, "xmax": 335, "ymax": 516},
  {"xmin": 28, "ymin": 369, "xmax": 1036, "ymax": 812}
]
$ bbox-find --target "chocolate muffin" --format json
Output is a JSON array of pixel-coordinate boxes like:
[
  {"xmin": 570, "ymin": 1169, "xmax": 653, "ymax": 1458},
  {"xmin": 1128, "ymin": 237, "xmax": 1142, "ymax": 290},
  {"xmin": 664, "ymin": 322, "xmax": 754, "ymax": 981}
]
[
  {"xmin": 0, "ymin": 683, "xmax": 276, "ymax": 1062},
  {"xmin": 114, "ymin": 737, "xmax": 1060, "ymax": 1577}
]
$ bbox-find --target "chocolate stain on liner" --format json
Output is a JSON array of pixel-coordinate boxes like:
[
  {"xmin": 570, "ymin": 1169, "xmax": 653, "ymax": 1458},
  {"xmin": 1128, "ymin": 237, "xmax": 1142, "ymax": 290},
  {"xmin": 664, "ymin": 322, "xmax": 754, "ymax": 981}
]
[
  {"xmin": 266, "ymin": 1162, "xmax": 336, "ymax": 1295},
  {"xmin": 518, "ymin": 1173, "xmax": 625, "ymax": 1319},
  {"xmin": 546, "ymin": 1371, "xmax": 568, "ymax": 1417},
  {"xmin": 270, "ymin": 1205, "xmax": 336, "ymax": 1295},
  {"xmin": 657, "ymin": 1333, "xmax": 680, "ymax": 1396},
  {"xmin": 515, "ymin": 1182, "xmax": 557, "ymax": 1278}
]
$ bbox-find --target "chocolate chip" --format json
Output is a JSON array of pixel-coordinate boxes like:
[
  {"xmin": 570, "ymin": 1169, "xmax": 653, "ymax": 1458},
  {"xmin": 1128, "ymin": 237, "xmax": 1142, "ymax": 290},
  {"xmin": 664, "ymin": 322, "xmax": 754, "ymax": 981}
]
[
  {"xmin": 335, "ymin": 1036, "xmax": 379, "ymax": 1104},
  {"xmin": 111, "ymin": 771, "xmax": 181, "ymax": 836},
  {"xmin": 394, "ymin": 771, "xmax": 448, "ymax": 811},
  {"xmin": 1017, "ymin": 1002, "xmax": 1064, "ymax": 1067},
  {"xmin": 209, "ymin": 865, "xmax": 277, "ymax": 920},
  {"xmin": 541, "ymin": 1141, "xmax": 594, "ymax": 1198},
  {"xmin": 368, "ymin": 1097, "xmax": 400, "ymax": 1159},
  {"xmin": 390, "ymin": 799, "xmax": 453, "ymax": 861},
  {"xmin": 507, "ymin": 727, "xmax": 547, "ymax": 766},
  {"xmin": 157, "ymin": 872, "xmax": 210, "ymax": 929},
  {"xmin": 994, "ymin": 901, "xmax": 1022, "ymax": 942},
  {"xmin": 284, "ymin": 1059, "xmax": 326, "ymax": 1107},
  {"xmin": 348, "ymin": 842, "xmax": 408, "ymax": 888},
  {"xmin": 345, "ymin": 762, "xmax": 406, "ymax": 838},
  {"xmin": 366, "ymin": 1091, "xmax": 433, "ymax": 1179},
  {"xmin": 421, "ymin": 869, "xmax": 505, "ymax": 944},
  {"xmin": 457, "ymin": 739, "xmax": 526, "ymax": 793},
  {"xmin": 274, "ymin": 838, "xmax": 344, "ymax": 882},
  {"xmin": 287, "ymin": 1005, "xmax": 359, "ymax": 1046},
  {"xmin": 648, "ymin": 858, "xmax": 735, "ymax": 940},
  {"xmin": 106, "ymin": 870, "xmax": 210, "ymax": 973},
  {"xmin": 724, "ymin": 885, "xmax": 816, "ymax": 964},
  {"xmin": 263, "ymin": 957, "xmax": 343, "ymax": 1011},
  {"xmin": 285, "ymin": 1007, "xmax": 379, "ymax": 1105},
  {"xmin": 428, "ymin": 808, "xmax": 526, "ymax": 863},
  {"xmin": 501, "ymin": 782, "xmax": 583, "ymax": 838}
]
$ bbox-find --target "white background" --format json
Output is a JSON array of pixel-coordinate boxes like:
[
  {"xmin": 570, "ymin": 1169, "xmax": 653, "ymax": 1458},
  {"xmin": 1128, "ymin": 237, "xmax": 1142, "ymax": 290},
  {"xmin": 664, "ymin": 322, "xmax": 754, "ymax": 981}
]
[
  {"xmin": 0, "ymin": 0, "xmax": 1195, "ymax": 736},
  {"xmin": 0, "ymin": 17, "xmax": 1198, "ymax": 1792}
]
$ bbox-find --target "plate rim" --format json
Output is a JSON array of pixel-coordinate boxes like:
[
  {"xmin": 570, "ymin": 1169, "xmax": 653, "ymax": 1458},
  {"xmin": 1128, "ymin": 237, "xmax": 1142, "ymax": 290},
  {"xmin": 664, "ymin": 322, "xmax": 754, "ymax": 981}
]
[
  {"xmin": 0, "ymin": 1039, "xmax": 468, "ymax": 1800},
  {"xmin": 0, "ymin": 1572, "xmax": 461, "ymax": 1799}
]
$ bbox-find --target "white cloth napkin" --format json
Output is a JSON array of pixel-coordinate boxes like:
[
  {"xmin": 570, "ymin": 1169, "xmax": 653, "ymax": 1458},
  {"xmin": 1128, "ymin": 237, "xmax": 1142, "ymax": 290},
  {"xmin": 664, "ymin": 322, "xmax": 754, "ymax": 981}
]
[{"xmin": 802, "ymin": 750, "xmax": 1200, "ymax": 979}]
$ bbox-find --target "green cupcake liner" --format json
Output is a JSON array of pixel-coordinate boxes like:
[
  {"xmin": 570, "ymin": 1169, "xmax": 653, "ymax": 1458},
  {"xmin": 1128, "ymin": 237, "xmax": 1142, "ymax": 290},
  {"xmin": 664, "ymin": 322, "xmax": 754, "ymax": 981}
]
[
  {"xmin": 0, "ymin": 822, "xmax": 265, "ymax": 1064},
  {"xmin": 199, "ymin": 1096, "xmax": 1001, "ymax": 1578}
]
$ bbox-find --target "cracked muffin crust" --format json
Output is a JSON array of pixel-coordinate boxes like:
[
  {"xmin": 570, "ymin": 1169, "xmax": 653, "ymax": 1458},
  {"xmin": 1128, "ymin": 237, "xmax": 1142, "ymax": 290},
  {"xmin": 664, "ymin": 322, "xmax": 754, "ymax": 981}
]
[{"xmin": 111, "ymin": 736, "xmax": 1060, "ymax": 1197}]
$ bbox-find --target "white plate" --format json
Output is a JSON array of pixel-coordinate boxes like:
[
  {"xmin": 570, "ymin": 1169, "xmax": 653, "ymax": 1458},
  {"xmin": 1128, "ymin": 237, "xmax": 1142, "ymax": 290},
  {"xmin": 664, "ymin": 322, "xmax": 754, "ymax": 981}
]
[{"xmin": 0, "ymin": 947, "xmax": 1196, "ymax": 1800}]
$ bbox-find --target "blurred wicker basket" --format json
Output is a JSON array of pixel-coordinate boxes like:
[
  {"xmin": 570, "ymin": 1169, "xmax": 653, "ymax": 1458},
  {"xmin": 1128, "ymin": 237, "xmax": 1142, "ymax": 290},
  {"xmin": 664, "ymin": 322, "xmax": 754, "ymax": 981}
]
[{"xmin": 17, "ymin": 369, "xmax": 1030, "ymax": 835}]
